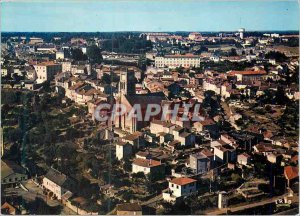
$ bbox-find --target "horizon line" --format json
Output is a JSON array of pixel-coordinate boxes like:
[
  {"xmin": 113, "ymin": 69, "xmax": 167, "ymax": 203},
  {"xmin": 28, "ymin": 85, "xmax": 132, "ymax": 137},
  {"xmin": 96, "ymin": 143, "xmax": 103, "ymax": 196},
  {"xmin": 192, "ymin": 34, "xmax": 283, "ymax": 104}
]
[{"xmin": 2, "ymin": 30, "xmax": 299, "ymax": 33}]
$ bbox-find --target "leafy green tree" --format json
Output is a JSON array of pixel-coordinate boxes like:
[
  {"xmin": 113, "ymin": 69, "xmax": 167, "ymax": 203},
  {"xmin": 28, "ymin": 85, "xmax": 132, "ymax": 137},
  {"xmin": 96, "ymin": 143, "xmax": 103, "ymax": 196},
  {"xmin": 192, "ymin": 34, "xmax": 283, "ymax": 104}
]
[
  {"xmin": 71, "ymin": 48, "xmax": 87, "ymax": 61},
  {"xmin": 132, "ymin": 172, "xmax": 145, "ymax": 179},
  {"xmin": 100, "ymin": 73, "xmax": 111, "ymax": 84},
  {"xmin": 87, "ymin": 45, "xmax": 103, "ymax": 64}
]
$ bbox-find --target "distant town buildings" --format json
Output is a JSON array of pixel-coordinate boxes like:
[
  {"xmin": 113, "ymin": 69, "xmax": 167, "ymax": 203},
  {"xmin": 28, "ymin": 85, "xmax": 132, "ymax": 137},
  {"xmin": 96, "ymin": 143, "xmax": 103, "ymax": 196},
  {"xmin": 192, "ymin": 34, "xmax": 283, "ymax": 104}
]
[
  {"xmin": 155, "ymin": 54, "xmax": 201, "ymax": 68},
  {"xmin": 143, "ymin": 32, "xmax": 170, "ymax": 42},
  {"xmin": 1, "ymin": 29, "xmax": 299, "ymax": 215}
]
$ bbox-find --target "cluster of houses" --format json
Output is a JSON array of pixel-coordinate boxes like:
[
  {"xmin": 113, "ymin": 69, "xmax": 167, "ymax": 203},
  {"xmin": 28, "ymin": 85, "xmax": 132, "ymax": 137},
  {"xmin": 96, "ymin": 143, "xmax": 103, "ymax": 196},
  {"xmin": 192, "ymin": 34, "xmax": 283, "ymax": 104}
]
[{"xmin": 1, "ymin": 31, "xmax": 299, "ymax": 215}]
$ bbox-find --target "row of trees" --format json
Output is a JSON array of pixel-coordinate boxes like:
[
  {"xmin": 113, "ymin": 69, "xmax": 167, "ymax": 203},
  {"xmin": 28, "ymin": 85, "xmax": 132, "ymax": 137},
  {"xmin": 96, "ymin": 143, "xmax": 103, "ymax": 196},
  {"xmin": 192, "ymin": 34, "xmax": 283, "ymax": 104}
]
[
  {"xmin": 101, "ymin": 36, "xmax": 152, "ymax": 53},
  {"xmin": 265, "ymin": 51, "xmax": 288, "ymax": 62},
  {"xmin": 71, "ymin": 45, "xmax": 103, "ymax": 63}
]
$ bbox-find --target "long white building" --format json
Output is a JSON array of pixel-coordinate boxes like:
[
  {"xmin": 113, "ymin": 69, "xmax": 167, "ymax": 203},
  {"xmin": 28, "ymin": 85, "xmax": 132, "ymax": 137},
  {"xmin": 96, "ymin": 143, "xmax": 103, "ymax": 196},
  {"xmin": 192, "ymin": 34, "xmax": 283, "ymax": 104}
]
[{"xmin": 155, "ymin": 54, "xmax": 201, "ymax": 68}]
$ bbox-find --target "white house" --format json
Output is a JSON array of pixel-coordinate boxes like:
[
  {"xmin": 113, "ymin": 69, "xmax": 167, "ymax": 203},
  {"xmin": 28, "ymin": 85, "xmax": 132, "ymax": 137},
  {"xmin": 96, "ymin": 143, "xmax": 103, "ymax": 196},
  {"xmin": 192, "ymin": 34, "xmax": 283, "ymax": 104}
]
[
  {"xmin": 149, "ymin": 120, "xmax": 176, "ymax": 135},
  {"xmin": 172, "ymin": 126, "xmax": 195, "ymax": 147},
  {"xmin": 132, "ymin": 158, "xmax": 164, "ymax": 176},
  {"xmin": 42, "ymin": 168, "xmax": 75, "ymax": 200},
  {"xmin": 56, "ymin": 50, "xmax": 65, "ymax": 60},
  {"xmin": 237, "ymin": 153, "xmax": 251, "ymax": 166},
  {"xmin": 116, "ymin": 141, "xmax": 132, "ymax": 160},
  {"xmin": 214, "ymin": 144, "xmax": 237, "ymax": 164},
  {"xmin": 163, "ymin": 177, "xmax": 197, "ymax": 202}
]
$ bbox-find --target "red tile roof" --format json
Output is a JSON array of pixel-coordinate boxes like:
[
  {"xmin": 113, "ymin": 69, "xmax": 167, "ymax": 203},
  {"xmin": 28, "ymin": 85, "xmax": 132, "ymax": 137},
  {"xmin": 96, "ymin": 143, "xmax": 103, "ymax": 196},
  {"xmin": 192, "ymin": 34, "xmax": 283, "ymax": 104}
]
[
  {"xmin": 263, "ymin": 130, "xmax": 274, "ymax": 139},
  {"xmin": 227, "ymin": 70, "xmax": 267, "ymax": 76},
  {"xmin": 68, "ymin": 82, "xmax": 85, "ymax": 90},
  {"xmin": 117, "ymin": 203, "xmax": 142, "ymax": 212},
  {"xmin": 132, "ymin": 158, "xmax": 161, "ymax": 168},
  {"xmin": 284, "ymin": 166, "xmax": 299, "ymax": 180},
  {"xmin": 164, "ymin": 54, "xmax": 201, "ymax": 58},
  {"xmin": 200, "ymin": 119, "xmax": 215, "ymax": 126},
  {"xmin": 291, "ymin": 155, "xmax": 298, "ymax": 163},
  {"xmin": 170, "ymin": 177, "xmax": 197, "ymax": 186},
  {"xmin": 201, "ymin": 149, "xmax": 214, "ymax": 157},
  {"xmin": 36, "ymin": 61, "xmax": 58, "ymax": 66}
]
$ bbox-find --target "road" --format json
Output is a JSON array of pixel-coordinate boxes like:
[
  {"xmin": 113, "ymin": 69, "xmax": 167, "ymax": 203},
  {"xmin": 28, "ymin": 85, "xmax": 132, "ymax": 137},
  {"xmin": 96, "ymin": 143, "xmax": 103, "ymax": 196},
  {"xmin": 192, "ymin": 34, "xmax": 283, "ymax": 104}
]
[
  {"xmin": 205, "ymin": 194, "xmax": 288, "ymax": 215},
  {"xmin": 3, "ymin": 180, "xmax": 76, "ymax": 215}
]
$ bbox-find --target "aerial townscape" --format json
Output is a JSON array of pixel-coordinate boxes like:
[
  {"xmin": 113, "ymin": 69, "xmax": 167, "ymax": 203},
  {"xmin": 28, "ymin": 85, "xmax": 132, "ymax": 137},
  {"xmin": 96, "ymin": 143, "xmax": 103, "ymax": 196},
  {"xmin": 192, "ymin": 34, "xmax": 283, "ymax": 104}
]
[{"xmin": 1, "ymin": 1, "xmax": 299, "ymax": 216}]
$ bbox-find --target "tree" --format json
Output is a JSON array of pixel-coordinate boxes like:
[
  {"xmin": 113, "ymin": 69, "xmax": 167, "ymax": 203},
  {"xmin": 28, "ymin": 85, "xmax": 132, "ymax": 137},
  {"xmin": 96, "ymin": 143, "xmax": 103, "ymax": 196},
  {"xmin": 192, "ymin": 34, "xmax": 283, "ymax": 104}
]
[
  {"xmin": 2, "ymin": 90, "xmax": 21, "ymax": 104},
  {"xmin": 26, "ymin": 197, "xmax": 62, "ymax": 214},
  {"xmin": 121, "ymin": 189, "xmax": 135, "ymax": 201},
  {"xmin": 265, "ymin": 51, "xmax": 287, "ymax": 62},
  {"xmin": 71, "ymin": 48, "xmax": 87, "ymax": 61},
  {"xmin": 231, "ymin": 173, "xmax": 242, "ymax": 182},
  {"xmin": 132, "ymin": 172, "xmax": 145, "ymax": 179},
  {"xmin": 87, "ymin": 45, "xmax": 103, "ymax": 64},
  {"xmin": 123, "ymin": 159, "xmax": 132, "ymax": 172},
  {"xmin": 275, "ymin": 86, "xmax": 290, "ymax": 105},
  {"xmin": 100, "ymin": 73, "xmax": 112, "ymax": 84},
  {"xmin": 6, "ymin": 127, "xmax": 22, "ymax": 143},
  {"xmin": 229, "ymin": 48, "xmax": 237, "ymax": 56}
]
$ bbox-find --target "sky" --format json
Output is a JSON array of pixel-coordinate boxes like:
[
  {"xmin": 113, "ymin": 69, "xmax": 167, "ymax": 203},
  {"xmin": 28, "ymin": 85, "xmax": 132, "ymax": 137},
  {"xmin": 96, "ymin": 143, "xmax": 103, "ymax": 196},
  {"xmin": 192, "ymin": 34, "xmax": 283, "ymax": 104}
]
[{"xmin": 1, "ymin": 0, "xmax": 299, "ymax": 32}]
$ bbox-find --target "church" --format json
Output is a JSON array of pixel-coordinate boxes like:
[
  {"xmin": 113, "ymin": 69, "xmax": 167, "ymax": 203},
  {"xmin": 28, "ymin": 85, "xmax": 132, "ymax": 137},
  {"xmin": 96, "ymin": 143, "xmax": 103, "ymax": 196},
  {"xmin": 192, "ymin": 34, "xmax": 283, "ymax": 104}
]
[{"xmin": 115, "ymin": 69, "xmax": 167, "ymax": 133}]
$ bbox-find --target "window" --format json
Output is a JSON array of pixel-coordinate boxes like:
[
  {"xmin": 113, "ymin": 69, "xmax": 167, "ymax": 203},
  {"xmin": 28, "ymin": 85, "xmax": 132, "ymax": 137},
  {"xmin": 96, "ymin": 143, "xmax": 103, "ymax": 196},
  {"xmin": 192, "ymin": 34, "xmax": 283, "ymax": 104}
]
[
  {"xmin": 171, "ymin": 184, "xmax": 174, "ymax": 187},
  {"xmin": 176, "ymin": 185, "xmax": 179, "ymax": 189}
]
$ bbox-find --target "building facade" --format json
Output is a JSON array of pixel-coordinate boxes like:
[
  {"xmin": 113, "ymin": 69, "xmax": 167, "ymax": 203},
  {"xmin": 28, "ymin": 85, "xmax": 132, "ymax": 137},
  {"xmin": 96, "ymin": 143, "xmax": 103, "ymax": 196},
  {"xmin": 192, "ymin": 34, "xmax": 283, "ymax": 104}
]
[
  {"xmin": 34, "ymin": 62, "xmax": 62, "ymax": 84},
  {"xmin": 132, "ymin": 158, "xmax": 164, "ymax": 179},
  {"xmin": 189, "ymin": 152, "xmax": 211, "ymax": 174},
  {"xmin": 163, "ymin": 177, "xmax": 197, "ymax": 202},
  {"xmin": 116, "ymin": 142, "xmax": 132, "ymax": 160},
  {"xmin": 155, "ymin": 55, "xmax": 201, "ymax": 68},
  {"xmin": 42, "ymin": 168, "xmax": 75, "ymax": 200},
  {"xmin": 1, "ymin": 160, "xmax": 28, "ymax": 187}
]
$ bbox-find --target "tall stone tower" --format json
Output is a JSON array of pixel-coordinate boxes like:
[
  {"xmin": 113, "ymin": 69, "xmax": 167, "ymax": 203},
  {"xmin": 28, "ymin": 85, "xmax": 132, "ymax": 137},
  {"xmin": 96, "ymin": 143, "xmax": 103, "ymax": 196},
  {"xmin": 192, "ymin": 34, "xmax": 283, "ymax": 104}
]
[{"xmin": 119, "ymin": 68, "xmax": 136, "ymax": 96}]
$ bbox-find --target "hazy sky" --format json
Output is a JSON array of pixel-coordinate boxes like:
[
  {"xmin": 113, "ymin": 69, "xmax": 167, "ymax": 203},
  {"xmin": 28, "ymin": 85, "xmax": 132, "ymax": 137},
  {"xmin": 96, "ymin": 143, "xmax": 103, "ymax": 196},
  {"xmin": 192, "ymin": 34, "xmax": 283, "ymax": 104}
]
[{"xmin": 1, "ymin": 0, "xmax": 299, "ymax": 32}]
